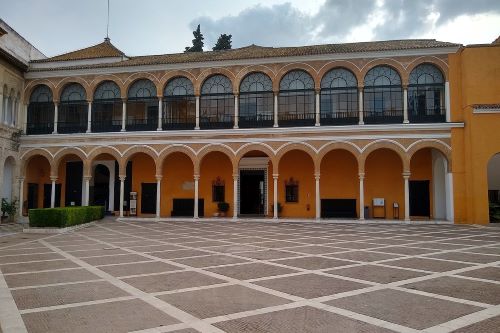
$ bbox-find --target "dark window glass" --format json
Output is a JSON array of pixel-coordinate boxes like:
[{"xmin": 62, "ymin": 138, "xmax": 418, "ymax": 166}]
[{"xmin": 285, "ymin": 178, "xmax": 299, "ymax": 203}]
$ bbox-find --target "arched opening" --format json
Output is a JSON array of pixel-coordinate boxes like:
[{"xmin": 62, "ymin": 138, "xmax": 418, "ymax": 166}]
[
  {"xmin": 278, "ymin": 149, "xmax": 315, "ymax": 218},
  {"xmin": 408, "ymin": 64, "xmax": 446, "ymax": 123},
  {"xmin": 126, "ymin": 79, "xmax": 158, "ymax": 131},
  {"xmin": 2, "ymin": 157, "xmax": 15, "ymax": 211},
  {"xmin": 163, "ymin": 77, "xmax": 196, "ymax": 129},
  {"xmin": 161, "ymin": 152, "xmax": 195, "ymax": 217},
  {"xmin": 23, "ymin": 155, "xmax": 52, "ymax": 214},
  {"xmin": 320, "ymin": 149, "xmax": 359, "ymax": 218},
  {"xmin": 89, "ymin": 153, "xmax": 121, "ymax": 214},
  {"xmin": 239, "ymin": 72, "xmax": 274, "ymax": 128},
  {"xmin": 320, "ymin": 68, "xmax": 358, "ymax": 125},
  {"xmin": 488, "ymin": 153, "xmax": 500, "ymax": 222},
  {"xmin": 365, "ymin": 148, "xmax": 404, "ymax": 219},
  {"xmin": 363, "ymin": 66, "xmax": 403, "ymax": 124},
  {"xmin": 27, "ymin": 85, "xmax": 54, "ymax": 134},
  {"xmin": 127, "ymin": 152, "xmax": 156, "ymax": 215},
  {"xmin": 278, "ymin": 70, "xmax": 315, "ymax": 127},
  {"xmin": 57, "ymin": 154, "xmax": 84, "ymax": 207},
  {"xmin": 59, "ymin": 83, "xmax": 88, "ymax": 133},
  {"xmin": 200, "ymin": 151, "xmax": 234, "ymax": 217},
  {"xmin": 238, "ymin": 150, "xmax": 274, "ymax": 216},
  {"xmin": 92, "ymin": 81, "xmax": 122, "ymax": 132},
  {"xmin": 92, "ymin": 164, "xmax": 111, "ymax": 210},
  {"xmin": 200, "ymin": 75, "xmax": 234, "ymax": 129}
]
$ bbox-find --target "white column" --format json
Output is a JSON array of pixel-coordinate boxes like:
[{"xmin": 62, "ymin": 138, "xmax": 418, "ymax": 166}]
[
  {"xmin": 18, "ymin": 177, "xmax": 24, "ymax": 218},
  {"xmin": 234, "ymin": 94, "xmax": 239, "ymax": 129},
  {"xmin": 403, "ymin": 87, "xmax": 409, "ymax": 124},
  {"xmin": 83, "ymin": 176, "xmax": 91, "ymax": 206},
  {"xmin": 358, "ymin": 88, "xmax": 364, "ymax": 125},
  {"xmin": 315, "ymin": 173, "xmax": 320, "ymax": 219},
  {"xmin": 233, "ymin": 174, "xmax": 238, "ymax": 219},
  {"xmin": 403, "ymin": 172, "xmax": 410, "ymax": 221},
  {"xmin": 273, "ymin": 93, "xmax": 279, "ymax": 127},
  {"xmin": 315, "ymin": 91, "xmax": 320, "ymax": 126},
  {"xmin": 86, "ymin": 102, "xmax": 92, "ymax": 133},
  {"xmin": 157, "ymin": 97, "xmax": 163, "ymax": 131},
  {"xmin": 273, "ymin": 174, "xmax": 278, "ymax": 219},
  {"xmin": 0, "ymin": 93, "xmax": 3, "ymax": 125},
  {"xmin": 22, "ymin": 104, "xmax": 28, "ymax": 133},
  {"xmin": 119, "ymin": 175, "xmax": 125, "ymax": 217},
  {"xmin": 445, "ymin": 81, "xmax": 450, "ymax": 122},
  {"xmin": 53, "ymin": 102, "xmax": 59, "ymax": 134},
  {"xmin": 446, "ymin": 171, "xmax": 454, "ymax": 221},
  {"xmin": 359, "ymin": 173, "xmax": 365, "ymax": 220},
  {"xmin": 121, "ymin": 100, "xmax": 126, "ymax": 131},
  {"xmin": 156, "ymin": 175, "xmax": 162, "ymax": 218},
  {"xmin": 194, "ymin": 175, "xmax": 199, "ymax": 218},
  {"xmin": 50, "ymin": 176, "xmax": 57, "ymax": 208},
  {"xmin": 195, "ymin": 96, "xmax": 200, "ymax": 129}
]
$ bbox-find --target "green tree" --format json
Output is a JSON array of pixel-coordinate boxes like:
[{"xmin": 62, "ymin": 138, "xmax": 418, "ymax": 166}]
[
  {"xmin": 213, "ymin": 34, "xmax": 232, "ymax": 51},
  {"xmin": 185, "ymin": 24, "xmax": 204, "ymax": 52}
]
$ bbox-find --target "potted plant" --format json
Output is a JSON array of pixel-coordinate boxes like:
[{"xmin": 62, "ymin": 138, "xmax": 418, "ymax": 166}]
[
  {"xmin": 1, "ymin": 198, "xmax": 18, "ymax": 223},
  {"xmin": 217, "ymin": 202, "xmax": 230, "ymax": 217}
]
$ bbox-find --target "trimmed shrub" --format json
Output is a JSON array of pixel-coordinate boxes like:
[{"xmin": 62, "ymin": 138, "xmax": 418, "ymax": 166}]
[{"xmin": 29, "ymin": 206, "xmax": 105, "ymax": 228}]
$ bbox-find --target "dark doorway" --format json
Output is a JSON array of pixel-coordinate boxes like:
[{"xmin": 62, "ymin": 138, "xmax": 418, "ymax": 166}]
[
  {"xmin": 240, "ymin": 170, "xmax": 265, "ymax": 215},
  {"xmin": 92, "ymin": 164, "xmax": 110, "ymax": 210},
  {"xmin": 141, "ymin": 183, "xmax": 157, "ymax": 214},
  {"xmin": 321, "ymin": 199, "xmax": 357, "ymax": 218},
  {"xmin": 27, "ymin": 183, "xmax": 38, "ymax": 209},
  {"xmin": 43, "ymin": 184, "xmax": 61, "ymax": 208},
  {"xmin": 65, "ymin": 161, "xmax": 83, "ymax": 206},
  {"xmin": 409, "ymin": 180, "xmax": 430, "ymax": 217}
]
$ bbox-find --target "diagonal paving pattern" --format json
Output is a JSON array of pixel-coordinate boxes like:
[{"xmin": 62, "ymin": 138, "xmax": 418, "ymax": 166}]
[{"xmin": 0, "ymin": 219, "xmax": 499, "ymax": 332}]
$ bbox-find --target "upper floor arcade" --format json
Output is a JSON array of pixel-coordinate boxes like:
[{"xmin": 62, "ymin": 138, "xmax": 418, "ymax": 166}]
[{"xmin": 22, "ymin": 39, "xmax": 459, "ymax": 136}]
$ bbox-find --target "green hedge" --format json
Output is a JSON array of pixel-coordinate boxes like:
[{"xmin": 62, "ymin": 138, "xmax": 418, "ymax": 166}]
[{"xmin": 28, "ymin": 206, "xmax": 105, "ymax": 228}]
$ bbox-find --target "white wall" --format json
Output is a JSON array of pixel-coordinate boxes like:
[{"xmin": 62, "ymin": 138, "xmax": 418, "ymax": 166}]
[{"xmin": 432, "ymin": 150, "xmax": 447, "ymax": 220}]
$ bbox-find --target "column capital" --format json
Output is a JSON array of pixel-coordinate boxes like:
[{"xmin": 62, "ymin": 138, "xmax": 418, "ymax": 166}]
[
  {"xmin": 358, "ymin": 172, "xmax": 365, "ymax": 180},
  {"xmin": 155, "ymin": 175, "xmax": 163, "ymax": 181},
  {"xmin": 314, "ymin": 173, "xmax": 320, "ymax": 180},
  {"xmin": 272, "ymin": 174, "xmax": 279, "ymax": 179},
  {"xmin": 18, "ymin": 176, "xmax": 25, "ymax": 182},
  {"xmin": 83, "ymin": 175, "xmax": 92, "ymax": 181},
  {"xmin": 402, "ymin": 172, "xmax": 411, "ymax": 179},
  {"xmin": 50, "ymin": 176, "xmax": 58, "ymax": 182},
  {"xmin": 232, "ymin": 174, "xmax": 239, "ymax": 180},
  {"xmin": 358, "ymin": 85, "xmax": 364, "ymax": 91},
  {"xmin": 194, "ymin": 174, "xmax": 200, "ymax": 181},
  {"xmin": 119, "ymin": 175, "xmax": 126, "ymax": 181}
]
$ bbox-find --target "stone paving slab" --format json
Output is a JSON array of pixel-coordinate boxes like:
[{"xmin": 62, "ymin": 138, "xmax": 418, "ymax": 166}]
[
  {"xmin": 270, "ymin": 256, "xmax": 353, "ymax": 270},
  {"xmin": 0, "ymin": 259, "xmax": 79, "ymax": 274},
  {"xmin": 456, "ymin": 266, "xmax": 500, "ymax": 281},
  {"xmin": 207, "ymin": 262, "xmax": 298, "ymax": 280},
  {"xmin": 172, "ymin": 254, "xmax": 250, "ymax": 268},
  {"xmin": 451, "ymin": 315, "xmax": 500, "ymax": 332},
  {"xmin": 326, "ymin": 264, "xmax": 429, "ymax": 283},
  {"xmin": 4, "ymin": 268, "xmax": 99, "ymax": 288},
  {"xmin": 98, "ymin": 261, "xmax": 181, "ymax": 277},
  {"xmin": 381, "ymin": 257, "xmax": 472, "ymax": 272}
]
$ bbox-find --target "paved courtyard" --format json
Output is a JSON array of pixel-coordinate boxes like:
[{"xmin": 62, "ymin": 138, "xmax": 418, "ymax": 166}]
[{"xmin": 0, "ymin": 219, "xmax": 500, "ymax": 333}]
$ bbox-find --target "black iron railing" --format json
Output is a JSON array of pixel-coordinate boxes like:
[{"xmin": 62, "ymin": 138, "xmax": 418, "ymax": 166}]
[
  {"xmin": 409, "ymin": 107, "xmax": 446, "ymax": 123},
  {"xmin": 57, "ymin": 121, "xmax": 87, "ymax": 134},
  {"xmin": 238, "ymin": 114, "xmax": 274, "ymax": 128},
  {"xmin": 363, "ymin": 110, "xmax": 404, "ymax": 124},
  {"xmin": 320, "ymin": 111, "xmax": 359, "ymax": 125},
  {"xmin": 26, "ymin": 122, "xmax": 54, "ymax": 135},
  {"xmin": 199, "ymin": 115, "xmax": 235, "ymax": 129},
  {"xmin": 126, "ymin": 118, "xmax": 158, "ymax": 131},
  {"xmin": 278, "ymin": 112, "xmax": 316, "ymax": 127},
  {"xmin": 91, "ymin": 119, "xmax": 122, "ymax": 132},
  {"xmin": 162, "ymin": 116, "xmax": 196, "ymax": 130}
]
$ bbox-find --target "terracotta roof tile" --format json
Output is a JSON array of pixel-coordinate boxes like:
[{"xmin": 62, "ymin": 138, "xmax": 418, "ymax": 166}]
[{"xmin": 34, "ymin": 38, "xmax": 125, "ymax": 62}]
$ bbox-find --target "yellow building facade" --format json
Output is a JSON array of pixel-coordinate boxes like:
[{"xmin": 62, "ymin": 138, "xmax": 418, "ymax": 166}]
[{"xmin": 7, "ymin": 34, "xmax": 500, "ymax": 224}]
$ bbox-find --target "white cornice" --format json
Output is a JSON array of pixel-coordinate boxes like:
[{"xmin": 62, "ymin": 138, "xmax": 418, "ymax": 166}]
[
  {"xmin": 25, "ymin": 46, "xmax": 460, "ymax": 79},
  {"xmin": 30, "ymin": 56, "xmax": 126, "ymax": 70}
]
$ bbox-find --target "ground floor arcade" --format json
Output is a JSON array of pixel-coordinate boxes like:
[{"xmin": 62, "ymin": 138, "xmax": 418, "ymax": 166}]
[{"xmin": 19, "ymin": 140, "xmax": 454, "ymax": 222}]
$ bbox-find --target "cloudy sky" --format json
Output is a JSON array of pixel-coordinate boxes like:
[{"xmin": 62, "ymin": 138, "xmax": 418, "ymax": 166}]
[{"xmin": 1, "ymin": 0, "xmax": 499, "ymax": 57}]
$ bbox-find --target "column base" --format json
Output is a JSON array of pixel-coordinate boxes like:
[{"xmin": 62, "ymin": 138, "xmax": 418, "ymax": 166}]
[
  {"xmin": 315, "ymin": 123, "xmax": 320, "ymax": 127},
  {"xmin": 195, "ymin": 127, "xmax": 200, "ymax": 130},
  {"xmin": 156, "ymin": 128, "xmax": 162, "ymax": 131},
  {"xmin": 358, "ymin": 121, "xmax": 364, "ymax": 125},
  {"xmin": 120, "ymin": 129, "xmax": 126, "ymax": 132},
  {"xmin": 273, "ymin": 124, "xmax": 279, "ymax": 128},
  {"xmin": 403, "ymin": 120, "xmax": 410, "ymax": 124},
  {"xmin": 233, "ymin": 126, "xmax": 239, "ymax": 129}
]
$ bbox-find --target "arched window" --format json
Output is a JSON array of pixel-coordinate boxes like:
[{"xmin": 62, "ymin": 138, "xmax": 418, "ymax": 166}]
[
  {"xmin": 239, "ymin": 72, "xmax": 274, "ymax": 128},
  {"xmin": 92, "ymin": 81, "xmax": 122, "ymax": 132},
  {"xmin": 27, "ymin": 85, "xmax": 54, "ymax": 134},
  {"xmin": 278, "ymin": 70, "xmax": 315, "ymax": 127},
  {"xmin": 408, "ymin": 64, "xmax": 445, "ymax": 122},
  {"xmin": 126, "ymin": 79, "xmax": 158, "ymax": 131},
  {"xmin": 59, "ymin": 83, "xmax": 88, "ymax": 133},
  {"xmin": 6, "ymin": 94, "xmax": 13, "ymax": 126},
  {"xmin": 320, "ymin": 68, "xmax": 358, "ymax": 125},
  {"xmin": 163, "ymin": 77, "xmax": 196, "ymax": 130},
  {"xmin": 363, "ymin": 66, "xmax": 403, "ymax": 124},
  {"xmin": 200, "ymin": 75, "xmax": 234, "ymax": 129}
]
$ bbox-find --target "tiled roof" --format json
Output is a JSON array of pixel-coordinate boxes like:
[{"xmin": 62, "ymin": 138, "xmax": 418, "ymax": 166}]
[
  {"xmin": 29, "ymin": 39, "xmax": 460, "ymax": 70},
  {"xmin": 34, "ymin": 38, "xmax": 125, "ymax": 62},
  {"xmin": 493, "ymin": 36, "xmax": 500, "ymax": 45}
]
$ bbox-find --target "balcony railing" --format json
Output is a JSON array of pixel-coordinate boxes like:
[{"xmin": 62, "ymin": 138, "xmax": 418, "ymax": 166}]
[
  {"xmin": 162, "ymin": 117, "xmax": 196, "ymax": 130},
  {"xmin": 126, "ymin": 118, "xmax": 158, "ymax": 131},
  {"xmin": 57, "ymin": 121, "xmax": 87, "ymax": 134},
  {"xmin": 92, "ymin": 119, "xmax": 122, "ymax": 133},
  {"xmin": 238, "ymin": 114, "xmax": 274, "ymax": 128},
  {"xmin": 200, "ymin": 115, "xmax": 235, "ymax": 129},
  {"xmin": 363, "ymin": 110, "xmax": 404, "ymax": 124},
  {"xmin": 26, "ymin": 122, "xmax": 54, "ymax": 135},
  {"xmin": 278, "ymin": 112, "xmax": 316, "ymax": 127},
  {"xmin": 409, "ymin": 108, "xmax": 446, "ymax": 123},
  {"xmin": 320, "ymin": 111, "xmax": 359, "ymax": 125}
]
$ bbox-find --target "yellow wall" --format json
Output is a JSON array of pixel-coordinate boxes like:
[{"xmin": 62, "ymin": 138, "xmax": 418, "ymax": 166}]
[
  {"xmin": 130, "ymin": 153, "xmax": 156, "ymax": 215},
  {"xmin": 199, "ymin": 152, "xmax": 233, "ymax": 217},
  {"xmin": 160, "ymin": 153, "xmax": 194, "ymax": 217},
  {"xmin": 450, "ymin": 44, "xmax": 500, "ymax": 224},
  {"xmin": 24, "ymin": 156, "xmax": 50, "ymax": 210},
  {"xmin": 320, "ymin": 149, "xmax": 359, "ymax": 216},
  {"xmin": 278, "ymin": 150, "xmax": 315, "ymax": 218}
]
